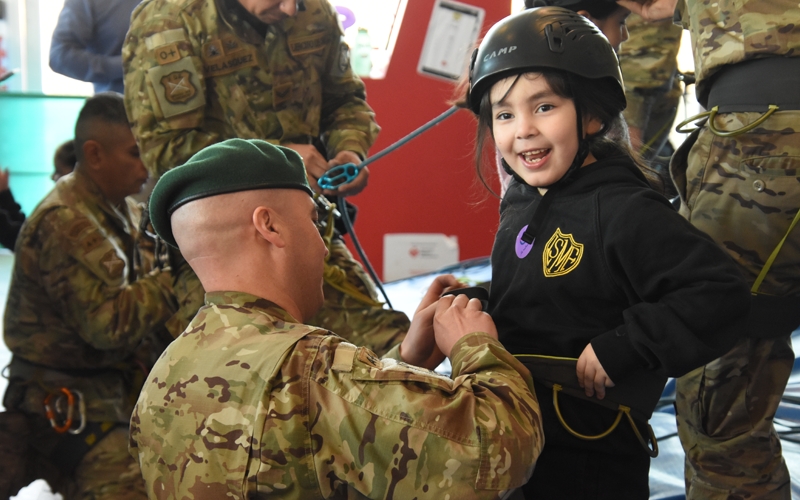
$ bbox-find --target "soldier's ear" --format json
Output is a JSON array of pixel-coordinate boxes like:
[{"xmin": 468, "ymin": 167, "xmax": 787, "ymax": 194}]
[
  {"xmin": 82, "ymin": 140, "xmax": 103, "ymax": 170},
  {"xmin": 253, "ymin": 205, "xmax": 286, "ymax": 248}
]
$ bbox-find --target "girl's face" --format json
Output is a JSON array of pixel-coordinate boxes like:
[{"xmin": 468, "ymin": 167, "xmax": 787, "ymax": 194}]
[{"xmin": 490, "ymin": 73, "xmax": 599, "ymax": 188}]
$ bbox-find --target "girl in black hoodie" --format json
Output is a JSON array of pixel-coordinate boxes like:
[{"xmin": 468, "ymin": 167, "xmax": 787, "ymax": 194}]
[{"xmin": 463, "ymin": 6, "xmax": 751, "ymax": 499}]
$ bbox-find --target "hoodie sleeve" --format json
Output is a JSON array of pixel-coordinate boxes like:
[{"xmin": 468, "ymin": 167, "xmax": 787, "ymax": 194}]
[{"xmin": 590, "ymin": 188, "xmax": 750, "ymax": 381}]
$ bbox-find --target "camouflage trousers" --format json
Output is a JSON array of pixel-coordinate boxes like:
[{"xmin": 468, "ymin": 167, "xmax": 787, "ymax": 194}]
[
  {"xmin": 670, "ymin": 110, "xmax": 800, "ymax": 499},
  {"xmin": 66, "ymin": 427, "xmax": 147, "ymax": 500},
  {"xmin": 308, "ymin": 238, "xmax": 409, "ymax": 357},
  {"xmin": 675, "ymin": 336, "xmax": 793, "ymax": 499}
]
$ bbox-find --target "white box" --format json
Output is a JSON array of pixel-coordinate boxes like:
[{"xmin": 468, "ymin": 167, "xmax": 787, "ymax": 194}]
[{"xmin": 383, "ymin": 233, "xmax": 459, "ymax": 282}]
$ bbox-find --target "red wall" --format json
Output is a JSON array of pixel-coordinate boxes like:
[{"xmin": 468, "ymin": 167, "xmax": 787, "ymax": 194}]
[{"xmin": 345, "ymin": 0, "xmax": 510, "ymax": 281}]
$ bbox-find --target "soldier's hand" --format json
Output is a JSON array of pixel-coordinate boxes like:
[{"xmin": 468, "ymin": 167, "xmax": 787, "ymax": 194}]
[
  {"xmin": 616, "ymin": 0, "xmax": 678, "ymax": 21},
  {"xmin": 399, "ymin": 274, "xmax": 463, "ymax": 369},
  {"xmin": 325, "ymin": 150, "xmax": 368, "ymax": 197},
  {"xmin": 576, "ymin": 344, "xmax": 615, "ymax": 400},
  {"xmin": 283, "ymin": 143, "xmax": 330, "ymax": 193},
  {"xmin": 434, "ymin": 294, "xmax": 498, "ymax": 358}
]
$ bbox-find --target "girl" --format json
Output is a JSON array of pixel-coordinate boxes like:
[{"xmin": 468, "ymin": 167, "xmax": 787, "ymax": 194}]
[
  {"xmin": 496, "ymin": 0, "xmax": 632, "ymax": 197},
  {"xmin": 465, "ymin": 7, "xmax": 750, "ymax": 498}
]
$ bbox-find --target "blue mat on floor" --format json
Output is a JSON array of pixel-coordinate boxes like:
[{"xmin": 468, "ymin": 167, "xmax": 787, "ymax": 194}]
[{"xmin": 382, "ymin": 257, "xmax": 800, "ymax": 499}]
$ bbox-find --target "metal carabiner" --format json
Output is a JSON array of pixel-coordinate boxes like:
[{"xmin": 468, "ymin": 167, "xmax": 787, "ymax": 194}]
[
  {"xmin": 44, "ymin": 387, "xmax": 74, "ymax": 434},
  {"xmin": 676, "ymin": 105, "xmax": 780, "ymax": 137}
]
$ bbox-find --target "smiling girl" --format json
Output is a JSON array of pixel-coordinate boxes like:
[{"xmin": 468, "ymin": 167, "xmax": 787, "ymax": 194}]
[{"xmin": 464, "ymin": 7, "xmax": 751, "ymax": 499}]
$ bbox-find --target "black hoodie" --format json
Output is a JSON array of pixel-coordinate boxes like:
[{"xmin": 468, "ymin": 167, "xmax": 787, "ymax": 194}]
[{"xmin": 489, "ymin": 155, "xmax": 750, "ymax": 452}]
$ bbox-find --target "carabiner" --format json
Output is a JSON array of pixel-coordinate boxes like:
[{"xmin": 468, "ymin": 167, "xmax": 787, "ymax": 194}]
[
  {"xmin": 44, "ymin": 387, "xmax": 74, "ymax": 434},
  {"xmin": 676, "ymin": 105, "xmax": 780, "ymax": 137}
]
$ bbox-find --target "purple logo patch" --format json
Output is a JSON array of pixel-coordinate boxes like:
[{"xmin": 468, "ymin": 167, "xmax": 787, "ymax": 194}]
[{"xmin": 515, "ymin": 225, "xmax": 533, "ymax": 259}]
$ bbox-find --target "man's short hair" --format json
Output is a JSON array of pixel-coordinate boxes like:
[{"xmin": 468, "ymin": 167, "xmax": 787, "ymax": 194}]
[{"xmin": 74, "ymin": 92, "xmax": 130, "ymax": 162}]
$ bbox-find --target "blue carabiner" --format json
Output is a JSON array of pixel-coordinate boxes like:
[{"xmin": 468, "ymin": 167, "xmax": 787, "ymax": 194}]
[
  {"xmin": 317, "ymin": 106, "xmax": 459, "ymax": 191},
  {"xmin": 318, "ymin": 163, "xmax": 361, "ymax": 191}
]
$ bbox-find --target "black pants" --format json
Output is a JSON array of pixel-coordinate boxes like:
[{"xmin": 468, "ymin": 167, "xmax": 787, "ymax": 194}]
[{"xmin": 519, "ymin": 445, "xmax": 650, "ymax": 499}]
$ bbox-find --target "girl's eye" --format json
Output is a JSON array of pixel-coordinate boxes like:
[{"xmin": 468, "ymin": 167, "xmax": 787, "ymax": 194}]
[
  {"xmin": 537, "ymin": 104, "xmax": 554, "ymax": 113},
  {"xmin": 495, "ymin": 112, "xmax": 512, "ymax": 121}
]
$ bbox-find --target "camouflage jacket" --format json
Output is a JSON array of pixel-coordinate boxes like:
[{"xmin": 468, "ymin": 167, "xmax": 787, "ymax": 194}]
[
  {"xmin": 619, "ymin": 13, "xmax": 682, "ymax": 132},
  {"xmin": 130, "ymin": 291, "xmax": 543, "ymax": 499},
  {"xmin": 123, "ymin": 0, "xmax": 379, "ymax": 177},
  {"xmin": 3, "ymin": 170, "xmax": 178, "ymax": 422},
  {"xmin": 679, "ymin": 0, "xmax": 800, "ymax": 102}
]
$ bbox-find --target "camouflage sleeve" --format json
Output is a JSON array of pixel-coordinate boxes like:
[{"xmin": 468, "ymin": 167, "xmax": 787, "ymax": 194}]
[
  {"xmin": 38, "ymin": 207, "xmax": 177, "ymax": 351},
  {"xmin": 618, "ymin": 14, "xmax": 682, "ymax": 131},
  {"xmin": 310, "ymin": 332, "xmax": 543, "ymax": 498},
  {"xmin": 316, "ymin": 0, "xmax": 379, "ymax": 159},
  {"xmin": 123, "ymin": 2, "xmax": 218, "ymax": 178}
]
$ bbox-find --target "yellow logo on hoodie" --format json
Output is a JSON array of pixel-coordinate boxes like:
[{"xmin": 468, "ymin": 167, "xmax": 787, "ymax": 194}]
[{"xmin": 543, "ymin": 228, "xmax": 584, "ymax": 277}]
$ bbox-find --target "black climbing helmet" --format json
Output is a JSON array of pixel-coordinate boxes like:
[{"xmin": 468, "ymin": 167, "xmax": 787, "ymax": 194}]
[{"xmin": 466, "ymin": 6, "xmax": 625, "ymax": 115}]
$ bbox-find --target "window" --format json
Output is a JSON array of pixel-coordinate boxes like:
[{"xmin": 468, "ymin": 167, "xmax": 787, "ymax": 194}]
[{"xmin": 333, "ymin": 0, "xmax": 408, "ymax": 79}]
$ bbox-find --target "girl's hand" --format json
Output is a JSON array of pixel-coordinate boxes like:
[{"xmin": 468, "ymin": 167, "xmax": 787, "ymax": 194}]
[{"xmin": 576, "ymin": 344, "xmax": 615, "ymax": 400}]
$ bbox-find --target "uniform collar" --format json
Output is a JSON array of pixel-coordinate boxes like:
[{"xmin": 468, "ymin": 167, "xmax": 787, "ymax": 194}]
[{"xmin": 204, "ymin": 291, "xmax": 301, "ymax": 323}]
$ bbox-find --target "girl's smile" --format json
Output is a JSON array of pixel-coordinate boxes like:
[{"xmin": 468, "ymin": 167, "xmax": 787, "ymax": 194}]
[{"xmin": 490, "ymin": 72, "xmax": 600, "ymax": 188}]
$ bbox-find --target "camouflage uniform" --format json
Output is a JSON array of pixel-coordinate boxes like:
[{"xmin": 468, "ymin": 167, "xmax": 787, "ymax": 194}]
[
  {"xmin": 130, "ymin": 291, "xmax": 544, "ymax": 500},
  {"xmin": 1, "ymin": 170, "xmax": 180, "ymax": 499},
  {"xmin": 618, "ymin": 13, "xmax": 682, "ymax": 158},
  {"xmin": 122, "ymin": 0, "xmax": 407, "ymax": 354},
  {"xmin": 670, "ymin": 1, "xmax": 800, "ymax": 497}
]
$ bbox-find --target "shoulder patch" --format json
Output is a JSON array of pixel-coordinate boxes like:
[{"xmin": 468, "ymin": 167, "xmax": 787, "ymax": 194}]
[
  {"xmin": 543, "ymin": 228, "xmax": 584, "ymax": 277},
  {"xmin": 147, "ymin": 57, "xmax": 205, "ymax": 118},
  {"xmin": 201, "ymin": 36, "xmax": 258, "ymax": 77},
  {"xmin": 144, "ymin": 29, "xmax": 187, "ymax": 50},
  {"xmin": 288, "ymin": 32, "xmax": 330, "ymax": 56},
  {"xmin": 99, "ymin": 249, "xmax": 126, "ymax": 280},
  {"xmin": 332, "ymin": 342, "xmax": 357, "ymax": 372},
  {"xmin": 155, "ymin": 43, "xmax": 181, "ymax": 65},
  {"xmin": 65, "ymin": 219, "xmax": 93, "ymax": 240},
  {"xmin": 333, "ymin": 39, "xmax": 351, "ymax": 78}
]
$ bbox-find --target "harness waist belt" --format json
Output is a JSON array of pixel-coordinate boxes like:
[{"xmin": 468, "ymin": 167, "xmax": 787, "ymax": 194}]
[{"xmin": 702, "ymin": 56, "xmax": 800, "ymax": 112}]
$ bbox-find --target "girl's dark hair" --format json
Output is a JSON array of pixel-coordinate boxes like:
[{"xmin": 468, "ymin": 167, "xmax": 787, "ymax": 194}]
[{"xmin": 472, "ymin": 70, "xmax": 664, "ymax": 197}]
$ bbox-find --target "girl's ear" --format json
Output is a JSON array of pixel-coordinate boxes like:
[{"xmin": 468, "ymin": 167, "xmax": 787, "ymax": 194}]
[
  {"xmin": 253, "ymin": 206, "xmax": 287, "ymax": 248},
  {"xmin": 584, "ymin": 115, "xmax": 605, "ymax": 136}
]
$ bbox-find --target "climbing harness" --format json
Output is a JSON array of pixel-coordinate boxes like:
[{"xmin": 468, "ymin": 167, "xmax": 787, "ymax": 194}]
[
  {"xmin": 314, "ymin": 194, "xmax": 386, "ymax": 308},
  {"xmin": 318, "ymin": 106, "xmax": 459, "ymax": 190},
  {"xmin": 516, "ymin": 353, "xmax": 660, "ymax": 457}
]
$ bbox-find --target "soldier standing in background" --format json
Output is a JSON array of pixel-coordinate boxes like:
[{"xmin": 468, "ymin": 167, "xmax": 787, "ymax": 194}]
[
  {"xmin": 123, "ymin": 0, "xmax": 410, "ymax": 355},
  {"xmin": 0, "ymin": 93, "xmax": 185, "ymax": 499},
  {"xmin": 621, "ymin": 0, "xmax": 800, "ymax": 498},
  {"xmin": 618, "ymin": 13, "xmax": 682, "ymax": 183},
  {"xmin": 132, "ymin": 138, "xmax": 543, "ymax": 499}
]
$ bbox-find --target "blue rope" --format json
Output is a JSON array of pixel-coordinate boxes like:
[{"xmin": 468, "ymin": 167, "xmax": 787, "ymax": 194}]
[{"xmin": 318, "ymin": 106, "xmax": 460, "ymax": 190}]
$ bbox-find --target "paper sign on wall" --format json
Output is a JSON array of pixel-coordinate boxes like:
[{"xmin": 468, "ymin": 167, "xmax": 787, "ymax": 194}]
[
  {"xmin": 417, "ymin": 0, "xmax": 485, "ymax": 81},
  {"xmin": 383, "ymin": 233, "xmax": 459, "ymax": 282}
]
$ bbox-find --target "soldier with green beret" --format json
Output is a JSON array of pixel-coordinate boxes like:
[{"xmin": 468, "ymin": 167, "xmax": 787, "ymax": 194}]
[
  {"xmin": 0, "ymin": 93, "xmax": 187, "ymax": 499},
  {"xmin": 131, "ymin": 138, "xmax": 544, "ymax": 499},
  {"xmin": 622, "ymin": 0, "xmax": 800, "ymax": 498},
  {"xmin": 122, "ymin": 0, "xmax": 408, "ymax": 357}
]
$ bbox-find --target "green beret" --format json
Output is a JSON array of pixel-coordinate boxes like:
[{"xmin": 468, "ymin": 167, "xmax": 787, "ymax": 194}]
[{"xmin": 149, "ymin": 138, "xmax": 312, "ymax": 248}]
